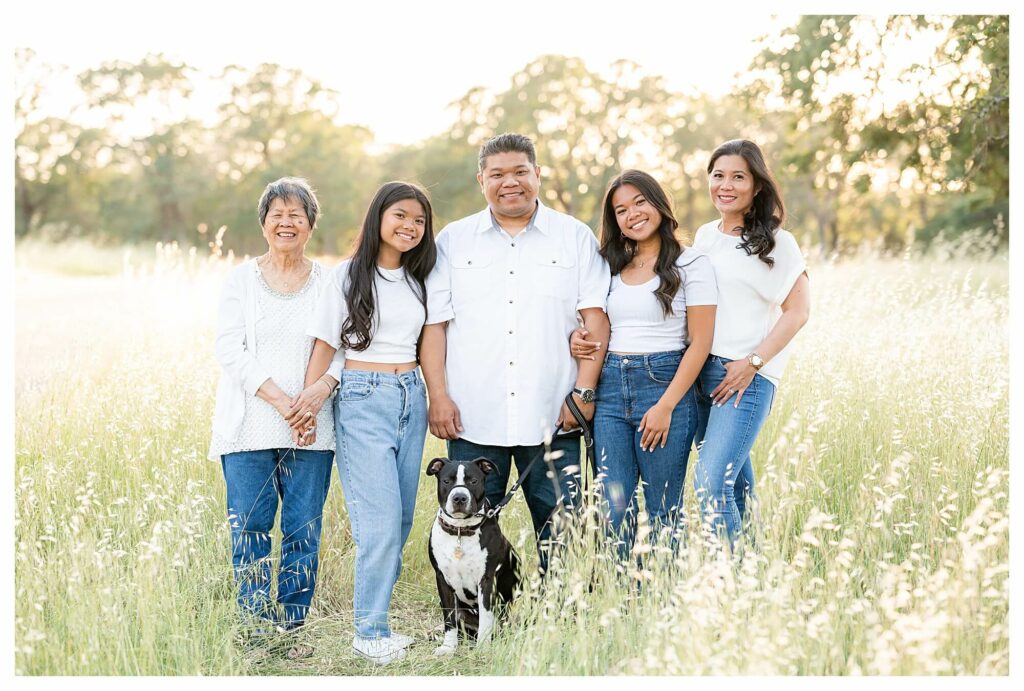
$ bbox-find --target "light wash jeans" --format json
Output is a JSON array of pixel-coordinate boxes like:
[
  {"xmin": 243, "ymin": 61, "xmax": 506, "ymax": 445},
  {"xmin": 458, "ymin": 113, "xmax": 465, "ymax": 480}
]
[
  {"xmin": 594, "ymin": 350, "xmax": 697, "ymax": 560},
  {"xmin": 693, "ymin": 355, "xmax": 775, "ymax": 542},
  {"xmin": 221, "ymin": 448, "xmax": 333, "ymax": 629},
  {"xmin": 334, "ymin": 368, "xmax": 427, "ymax": 640}
]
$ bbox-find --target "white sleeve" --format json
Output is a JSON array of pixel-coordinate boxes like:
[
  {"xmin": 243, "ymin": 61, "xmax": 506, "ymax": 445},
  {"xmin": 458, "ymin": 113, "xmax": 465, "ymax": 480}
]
[
  {"xmin": 680, "ymin": 254, "xmax": 718, "ymax": 306},
  {"xmin": 769, "ymin": 231, "xmax": 807, "ymax": 305},
  {"xmin": 576, "ymin": 224, "xmax": 611, "ymax": 311},
  {"xmin": 308, "ymin": 263, "xmax": 349, "ymax": 350},
  {"xmin": 214, "ymin": 265, "xmax": 270, "ymax": 396},
  {"xmin": 425, "ymin": 228, "xmax": 454, "ymax": 324},
  {"xmin": 326, "ymin": 346, "xmax": 345, "ymax": 381}
]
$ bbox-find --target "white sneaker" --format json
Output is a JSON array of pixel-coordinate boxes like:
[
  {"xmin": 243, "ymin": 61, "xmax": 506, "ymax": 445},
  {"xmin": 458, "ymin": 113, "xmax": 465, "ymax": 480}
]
[
  {"xmin": 389, "ymin": 632, "xmax": 414, "ymax": 649},
  {"xmin": 352, "ymin": 635, "xmax": 408, "ymax": 666}
]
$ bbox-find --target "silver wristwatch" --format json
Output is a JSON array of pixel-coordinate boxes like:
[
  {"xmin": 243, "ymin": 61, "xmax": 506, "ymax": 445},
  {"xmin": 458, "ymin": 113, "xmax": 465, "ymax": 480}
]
[{"xmin": 573, "ymin": 387, "xmax": 596, "ymax": 404}]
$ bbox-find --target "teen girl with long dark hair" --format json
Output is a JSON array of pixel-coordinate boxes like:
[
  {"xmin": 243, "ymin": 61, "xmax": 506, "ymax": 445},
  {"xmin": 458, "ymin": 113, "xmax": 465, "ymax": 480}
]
[
  {"xmin": 584, "ymin": 170, "xmax": 717, "ymax": 558},
  {"xmin": 298, "ymin": 181, "xmax": 437, "ymax": 665}
]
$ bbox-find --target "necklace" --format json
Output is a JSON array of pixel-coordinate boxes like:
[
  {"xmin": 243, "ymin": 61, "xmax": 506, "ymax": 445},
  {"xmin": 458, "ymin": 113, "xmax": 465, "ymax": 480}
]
[
  {"xmin": 634, "ymin": 254, "xmax": 658, "ymax": 269},
  {"xmin": 259, "ymin": 254, "xmax": 310, "ymax": 292}
]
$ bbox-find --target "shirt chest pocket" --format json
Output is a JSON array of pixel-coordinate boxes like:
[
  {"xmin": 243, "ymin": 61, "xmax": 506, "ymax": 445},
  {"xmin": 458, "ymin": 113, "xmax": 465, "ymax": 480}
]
[
  {"xmin": 450, "ymin": 250, "xmax": 495, "ymax": 309},
  {"xmin": 527, "ymin": 249, "xmax": 577, "ymax": 300}
]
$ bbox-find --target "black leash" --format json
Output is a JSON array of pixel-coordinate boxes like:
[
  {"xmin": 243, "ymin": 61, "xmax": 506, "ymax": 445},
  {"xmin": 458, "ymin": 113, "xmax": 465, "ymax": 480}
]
[{"xmin": 485, "ymin": 392, "xmax": 596, "ymax": 520}]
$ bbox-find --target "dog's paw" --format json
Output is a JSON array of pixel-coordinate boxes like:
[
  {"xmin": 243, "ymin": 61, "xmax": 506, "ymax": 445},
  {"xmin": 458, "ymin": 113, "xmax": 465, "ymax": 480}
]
[{"xmin": 433, "ymin": 644, "xmax": 457, "ymax": 656}]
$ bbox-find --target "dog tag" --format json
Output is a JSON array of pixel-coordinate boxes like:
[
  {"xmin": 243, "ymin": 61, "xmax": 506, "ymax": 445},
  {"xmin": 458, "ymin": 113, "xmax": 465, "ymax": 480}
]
[{"xmin": 453, "ymin": 546, "xmax": 464, "ymax": 560}]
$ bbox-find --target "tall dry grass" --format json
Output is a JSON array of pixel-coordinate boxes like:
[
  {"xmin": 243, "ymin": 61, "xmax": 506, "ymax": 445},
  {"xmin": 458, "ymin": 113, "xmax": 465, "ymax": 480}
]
[{"xmin": 14, "ymin": 241, "xmax": 1007, "ymax": 675}]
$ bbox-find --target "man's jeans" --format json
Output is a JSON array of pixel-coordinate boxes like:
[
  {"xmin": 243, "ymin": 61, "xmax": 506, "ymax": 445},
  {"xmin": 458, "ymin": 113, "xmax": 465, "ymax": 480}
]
[
  {"xmin": 593, "ymin": 350, "xmax": 697, "ymax": 559},
  {"xmin": 334, "ymin": 369, "xmax": 426, "ymax": 640},
  {"xmin": 693, "ymin": 355, "xmax": 776, "ymax": 541},
  {"xmin": 221, "ymin": 448, "xmax": 333, "ymax": 629},
  {"xmin": 448, "ymin": 433, "xmax": 583, "ymax": 574}
]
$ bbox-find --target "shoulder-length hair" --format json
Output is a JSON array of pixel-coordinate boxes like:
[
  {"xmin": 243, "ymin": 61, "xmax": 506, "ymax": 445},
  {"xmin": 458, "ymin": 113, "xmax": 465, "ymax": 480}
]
[
  {"xmin": 599, "ymin": 169, "xmax": 682, "ymax": 316},
  {"xmin": 707, "ymin": 139, "xmax": 785, "ymax": 267},
  {"xmin": 341, "ymin": 181, "xmax": 437, "ymax": 351}
]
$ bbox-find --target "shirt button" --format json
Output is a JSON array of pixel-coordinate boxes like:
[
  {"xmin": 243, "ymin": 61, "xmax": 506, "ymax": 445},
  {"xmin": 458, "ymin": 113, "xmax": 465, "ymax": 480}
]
[
  {"xmin": 467, "ymin": 260, "xmax": 472, "ymax": 265},
  {"xmin": 508, "ymin": 299, "xmax": 513, "ymax": 304},
  {"xmin": 511, "ymin": 243, "xmax": 516, "ymax": 247},
  {"xmin": 509, "ymin": 361, "xmax": 514, "ymax": 366},
  {"xmin": 510, "ymin": 392, "xmax": 516, "ymax": 397},
  {"xmin": 551, "ymin": 259, "xmax": 556, "ymax": 264},
  {"xmin": 509, "ymin": 270, "xmax": 514, "ymax": 275},
  {"xmin": 508, "ymin": 330, "xmax": 513, "ymax": 334}
]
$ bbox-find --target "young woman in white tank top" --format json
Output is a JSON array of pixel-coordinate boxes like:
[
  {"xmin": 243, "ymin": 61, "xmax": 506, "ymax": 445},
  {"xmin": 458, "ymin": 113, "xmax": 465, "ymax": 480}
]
[{"xmin": 574, "ymin": 170, "xmax": 717, "ymax": 560}]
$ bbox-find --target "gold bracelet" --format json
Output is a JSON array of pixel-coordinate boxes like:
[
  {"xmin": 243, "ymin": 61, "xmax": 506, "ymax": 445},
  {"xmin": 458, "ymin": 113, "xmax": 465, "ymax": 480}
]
[{"xmin": 318, "ymin": 377, "xmax": 335, "ymax": 395}]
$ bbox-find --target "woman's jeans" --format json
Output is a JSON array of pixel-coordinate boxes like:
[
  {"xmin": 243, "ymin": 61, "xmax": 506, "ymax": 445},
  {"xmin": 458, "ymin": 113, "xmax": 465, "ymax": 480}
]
[
  {"xmin": 594, "ymin": 350, "xmax": 697, "ymax": 559},
  {"xmin": 221, "ymin": 448, "xmax": 333, "ymax": 629},
  {"xmin": 693, "ymin": 355, "xmax": 776, "ymax": 542},
  {"xmin": 334, "ymin": 368, "xmax": 426, "ymax": 640}
]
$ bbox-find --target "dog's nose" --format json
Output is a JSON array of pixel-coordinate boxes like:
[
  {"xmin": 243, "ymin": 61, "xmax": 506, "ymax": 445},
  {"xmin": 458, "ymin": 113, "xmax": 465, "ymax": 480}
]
[{"xmin": 452, "ymin": 494, "xmax": 468, "ymax": 506}]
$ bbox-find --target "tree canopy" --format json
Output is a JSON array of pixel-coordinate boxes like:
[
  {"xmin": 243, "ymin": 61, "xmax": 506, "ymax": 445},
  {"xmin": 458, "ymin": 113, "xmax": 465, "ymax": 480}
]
[{"xmin": 15, "ymin": 15, "xmax": 1008, "ymax": 256}]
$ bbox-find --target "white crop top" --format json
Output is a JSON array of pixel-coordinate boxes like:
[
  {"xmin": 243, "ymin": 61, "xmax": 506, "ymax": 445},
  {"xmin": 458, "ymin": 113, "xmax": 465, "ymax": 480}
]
[
  {"xmin": 692, "ymin": 221, "xmax": 807, "ymax": 387},
  {"xmin": 308, "ymin": 260, "xmax": 427, "ymax": 364},
  {"xmin": 607, "ymin": 249, "xmax": 718, "ymax": 354}
]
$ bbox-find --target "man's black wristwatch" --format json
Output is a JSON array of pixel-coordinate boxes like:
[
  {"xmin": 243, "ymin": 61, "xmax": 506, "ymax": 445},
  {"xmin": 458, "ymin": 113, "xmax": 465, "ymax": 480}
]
[{"xmin": 573, "ymin": 387, "xmax": 596, "ymax": 404}]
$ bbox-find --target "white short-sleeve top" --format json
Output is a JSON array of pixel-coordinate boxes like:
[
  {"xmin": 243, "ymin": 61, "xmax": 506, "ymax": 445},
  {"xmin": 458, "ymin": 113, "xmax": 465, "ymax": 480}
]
[
  {"xmin": 692, "ymin": 221, "xmax": 807, "ymax": 387},
  {"xmin": 607, "ymin": 248, "xmax": 718, "ymax": 353},
  {"xmin": 307, "ymin": 259, "xmax": 428, "ymax": 365},
  {"xmin": 424, "ymin": 202, "xmax": 611, "ymax": 447}
]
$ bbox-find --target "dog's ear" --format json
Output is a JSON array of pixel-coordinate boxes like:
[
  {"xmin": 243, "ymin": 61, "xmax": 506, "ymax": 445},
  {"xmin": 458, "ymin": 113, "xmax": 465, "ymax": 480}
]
[
  {"xmin": 474, "ymin": 458, "xmax": 497, "ymax": 475},
  {"xmin": 426, "ymin": 457, "xmax": 447, "ymax": 476}
]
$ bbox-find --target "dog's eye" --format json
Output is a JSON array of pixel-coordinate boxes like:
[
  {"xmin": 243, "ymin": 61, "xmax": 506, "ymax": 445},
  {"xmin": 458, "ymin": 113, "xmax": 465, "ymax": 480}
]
[
  {"xmin": 469, "ymin": 478, "xmax": 478, "ymax": 485},
  {"xmin": 442, "ymin": 478, "xmax": 451, "ymax": 485}
]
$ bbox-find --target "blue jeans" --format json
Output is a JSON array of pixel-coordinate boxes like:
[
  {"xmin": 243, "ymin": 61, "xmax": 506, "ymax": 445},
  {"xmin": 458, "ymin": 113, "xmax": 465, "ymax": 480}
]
[
  {"xmin": 334, "ymin": 368, "xmax": 426, "ymax": 639},
  {"xmin": 594, "ymin": 351, "xmax": 697, "ymax": 559},
  {"xmin": 221, "ymin": 448, "xmax": 333, "ymax": 629},
  {"xmin": 448, "ymin": 433, "xmax": 583, "ymax": 575},
  {"xmin": 693, "ymin": 355, "xmax": 775, "ymax": 541}
]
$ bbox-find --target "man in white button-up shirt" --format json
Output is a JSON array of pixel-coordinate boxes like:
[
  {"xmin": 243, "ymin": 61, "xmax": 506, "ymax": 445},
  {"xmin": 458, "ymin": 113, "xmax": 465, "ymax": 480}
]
[{"xmin": 421, "ymin": 133, "xmax": 611, "ymax": 574}]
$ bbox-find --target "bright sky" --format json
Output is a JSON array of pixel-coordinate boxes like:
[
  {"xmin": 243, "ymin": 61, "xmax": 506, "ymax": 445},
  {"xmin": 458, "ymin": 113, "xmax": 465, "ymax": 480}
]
[{"xmin": 13, "ymin": 0, "xmax": 796, "ymax": 146}]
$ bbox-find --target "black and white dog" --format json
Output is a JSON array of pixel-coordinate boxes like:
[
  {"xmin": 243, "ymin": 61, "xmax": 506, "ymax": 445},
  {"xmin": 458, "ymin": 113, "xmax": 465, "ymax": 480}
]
[{"xmin": 426, "ymin": 457, "xmax": 520, "ymax": 655}]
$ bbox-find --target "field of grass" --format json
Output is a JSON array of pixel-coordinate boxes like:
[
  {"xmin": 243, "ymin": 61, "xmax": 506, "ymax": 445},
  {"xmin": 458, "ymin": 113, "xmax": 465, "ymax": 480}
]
[{"xmin": 14, "ymin": 241, "xmax": 1008, "ymax": 675}]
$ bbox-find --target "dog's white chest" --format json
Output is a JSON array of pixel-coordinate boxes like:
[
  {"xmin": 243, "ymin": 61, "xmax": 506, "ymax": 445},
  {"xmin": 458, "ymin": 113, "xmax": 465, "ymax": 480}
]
[{"xmin": 432, "ymin": 521, "xmax": 488, "ymax": 603}]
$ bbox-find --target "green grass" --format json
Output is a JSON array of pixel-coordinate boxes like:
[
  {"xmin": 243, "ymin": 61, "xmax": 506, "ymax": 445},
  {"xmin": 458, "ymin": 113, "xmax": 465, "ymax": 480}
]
[{"xmin": 14, "ymin": 244, "xmax": 1008, "ymax": 675}]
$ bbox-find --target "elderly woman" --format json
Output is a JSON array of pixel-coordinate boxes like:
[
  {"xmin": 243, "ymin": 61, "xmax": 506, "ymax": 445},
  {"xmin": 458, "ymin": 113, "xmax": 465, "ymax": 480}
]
[{"xmin": 209, "ymin": 177, "xmax": 341, "ymax": 640}]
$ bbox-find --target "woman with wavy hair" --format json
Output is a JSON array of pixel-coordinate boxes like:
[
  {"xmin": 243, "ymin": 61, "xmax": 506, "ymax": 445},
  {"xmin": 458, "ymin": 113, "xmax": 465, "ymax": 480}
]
[
  {"xmin": 689, "ymin": 139, "xmax": 810, "ymax": 544},
  {"xmin": 578, "ymin": 170, "xmax": 717, "ymax": 559},
  {"xmin": 297, "ymin": 181, "xmax": 437, "ymax": 665}
]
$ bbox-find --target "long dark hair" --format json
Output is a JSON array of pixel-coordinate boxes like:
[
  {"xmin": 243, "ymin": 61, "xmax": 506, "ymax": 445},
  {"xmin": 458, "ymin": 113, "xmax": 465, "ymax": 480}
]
[
  {"xmin": 341, "ymin": 181, "xmax": 437, "ymax": 351},
  {"xmin": 707, "ymin": 139, "xmax": 785, "ymax": 267},
  {"xmin": 599, "ymin": 170, "xmax": 682, "ymax": 316}
]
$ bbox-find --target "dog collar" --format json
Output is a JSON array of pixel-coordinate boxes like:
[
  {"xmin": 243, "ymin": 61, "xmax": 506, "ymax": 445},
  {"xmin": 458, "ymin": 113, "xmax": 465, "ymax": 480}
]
[{"xmin": 436, "ymin": 508, "xmax": 485, "ymax": 536}]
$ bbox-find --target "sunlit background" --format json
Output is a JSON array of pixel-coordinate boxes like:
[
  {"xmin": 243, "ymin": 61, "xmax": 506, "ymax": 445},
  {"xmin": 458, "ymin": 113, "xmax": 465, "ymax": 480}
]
[
  {"xmin": 10, "ymin": 3, "xmax": 1013, "ymax": 677},
  {"xmin": 13, "ymin": 4, "xmax": 1009, "ymax": 258}
]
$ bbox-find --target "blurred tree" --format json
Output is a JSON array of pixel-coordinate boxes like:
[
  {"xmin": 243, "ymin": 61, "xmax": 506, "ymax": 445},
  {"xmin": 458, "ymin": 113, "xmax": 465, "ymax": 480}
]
[
  {"xmin": 379, "ymin": 132, "xmax": 479, "ymax": 229},
  {"xmin": 449, "ymin": 55, "xmax": 675, "ymax": 229},
  {"xmin": 14, "ymin": 49, "xmax": 107, "ymax": 239},
  {"xmin": 76, "ymin": 54, "xmax": 208, "ymax": 243},
  {"xmin": 213, "ymin": 63, "xmax": 378, "ymax": 256},
  {"xmin": 749, "ymin": 15, "xmax": 1008, "ymax": 250}
]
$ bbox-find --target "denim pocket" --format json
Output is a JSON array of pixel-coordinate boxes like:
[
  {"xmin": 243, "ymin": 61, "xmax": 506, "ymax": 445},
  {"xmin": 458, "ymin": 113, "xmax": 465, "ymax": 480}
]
[
  {"xmin": 646, "ymin": 360, "xmax": 679, "ymax": 385},
  {"xmin": 338, "ymin": 381, "xmax": 374, "ymax": 402}
]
